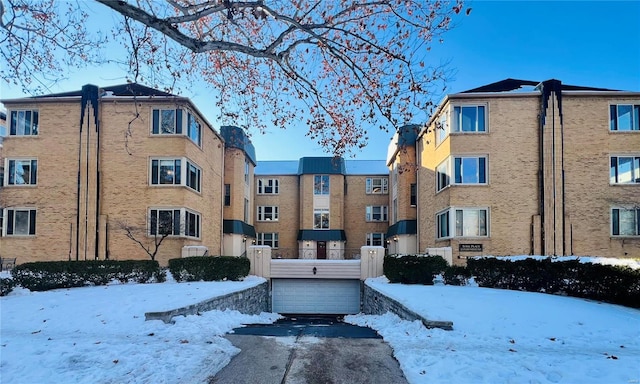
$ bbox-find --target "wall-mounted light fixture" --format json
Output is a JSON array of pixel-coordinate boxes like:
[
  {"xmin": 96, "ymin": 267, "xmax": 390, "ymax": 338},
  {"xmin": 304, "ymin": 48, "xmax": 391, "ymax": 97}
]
[
  {"xmin": 306, "ymin": 241, "xmax": 310, "ymax": 247},
  {"xmin": 393, "ymin": 236, "xmax": 399, "ymax": 242},
  {"xmin": 242, "ymin": 236, "xmax": 247, "ymax": 243}
]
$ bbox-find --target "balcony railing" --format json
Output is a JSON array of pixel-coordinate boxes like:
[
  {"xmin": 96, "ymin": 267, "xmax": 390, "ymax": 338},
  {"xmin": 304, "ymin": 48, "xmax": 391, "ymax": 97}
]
[{"xmin": 269, "ymin": 248, "xmax": 363, "ymax": 260}]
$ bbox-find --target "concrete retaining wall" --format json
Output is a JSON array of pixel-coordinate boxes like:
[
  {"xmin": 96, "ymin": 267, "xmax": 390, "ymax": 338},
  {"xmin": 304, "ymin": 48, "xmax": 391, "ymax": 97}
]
[
  {"xmin": 362, "ymin": 283, "xmax": 453, "ymax": 330},
  {"xmin": 145, "ymin": 281, "xmax": 270, "ymax": 323}
]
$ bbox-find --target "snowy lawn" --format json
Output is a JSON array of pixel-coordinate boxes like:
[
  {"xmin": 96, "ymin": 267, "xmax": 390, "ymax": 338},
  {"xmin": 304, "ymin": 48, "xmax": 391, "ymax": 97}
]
[
  {"xmin": 2, "ymin": 274, "xmax": 639, "ymax": 384},
  {"xmin": 0, "ymin": 276, "xmax": 279, "ymax": 383},
  {"xmin": 346, "ymin": 277, "xmax": 640, "ymax": 384}
]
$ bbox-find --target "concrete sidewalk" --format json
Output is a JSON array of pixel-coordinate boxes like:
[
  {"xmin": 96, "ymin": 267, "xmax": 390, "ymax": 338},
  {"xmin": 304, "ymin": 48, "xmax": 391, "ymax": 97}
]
[{"xmin": 210, "ymin": 334, "xmax": 408, "ymax": 384}]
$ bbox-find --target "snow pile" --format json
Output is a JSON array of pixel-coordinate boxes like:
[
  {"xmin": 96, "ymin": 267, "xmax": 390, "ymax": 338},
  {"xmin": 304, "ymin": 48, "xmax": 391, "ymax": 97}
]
[
  {"xmin": 346, "ymin": 278, "xmax": 640, "ymax": 384},
  {"xmin": 0, "ymin": 277, "xmax": 279, "ymax": 383}
]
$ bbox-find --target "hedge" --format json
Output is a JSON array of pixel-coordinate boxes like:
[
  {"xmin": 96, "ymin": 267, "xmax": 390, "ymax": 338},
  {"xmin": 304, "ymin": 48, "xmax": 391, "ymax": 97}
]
[
  {"xmin": 1, "ymin": 278, "xmax": 16, "ymax": 296},
  {"xmin": 168, "ymin": 256, "xmax": 250, "ymax": 282},
  {"xmin": 384, "ymin": 255, "xmax": 449, "ymax": 285},
  {"xmin": 467, "ymin": 257, "xmax": 640, "ymax": 308},
  {"xmin": 12, "ymin": 260, "xmax": 165, "ymax": 291}
]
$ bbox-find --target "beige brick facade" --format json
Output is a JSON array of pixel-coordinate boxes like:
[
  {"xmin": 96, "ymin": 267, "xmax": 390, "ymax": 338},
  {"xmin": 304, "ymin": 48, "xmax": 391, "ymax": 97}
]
[{"xmin": 415, "ymin": 83, "xmax": 640, "ymax": 263}]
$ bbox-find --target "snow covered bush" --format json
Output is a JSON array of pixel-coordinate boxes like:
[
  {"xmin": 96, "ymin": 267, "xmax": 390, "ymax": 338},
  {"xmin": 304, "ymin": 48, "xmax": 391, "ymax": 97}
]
[
  {"xmin": 168, "ymin": 256, "xmax": 250, "ymax": 282},
  {"xmin": 384, "ymin": 255, "xmax": 448, "ymax": 285},
  {"xmin": 12, "ymin": 260, "xmax": 165, "ymax": 291},
  {"xmin": 0, "ymin": 277, "xmax": 16, "ymax": 296}
]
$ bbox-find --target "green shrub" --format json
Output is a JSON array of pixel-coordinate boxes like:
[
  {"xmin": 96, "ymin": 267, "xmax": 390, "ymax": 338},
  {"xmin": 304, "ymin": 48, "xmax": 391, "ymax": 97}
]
[
  {"xmin": 442, "ymin": 265, "xmax": 472, "ymax": 286},
  {"xmin": 12, "ymin": 260, "xmax": 164, "ymax": 291},
  {"xmin": 384, "ymin": 255, "xmax": 448, "ymax": 285},
  {"xmin": 467, "ymin": 257, "xmax": 640, "ymax": 308},
  {"xmin": 168, "ymin": 256, "xmax": 250, "ymax": 282},
  {"xmin": 1, "ymin": 277, "xmax": 16, "ymax": 296}
]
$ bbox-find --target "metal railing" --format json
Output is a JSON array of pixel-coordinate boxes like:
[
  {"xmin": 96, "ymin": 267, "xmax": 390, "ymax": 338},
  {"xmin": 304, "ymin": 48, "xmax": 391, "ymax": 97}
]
[{"xmin": 269, "ymin": 248, "xmax": 362, "ymax": 260}]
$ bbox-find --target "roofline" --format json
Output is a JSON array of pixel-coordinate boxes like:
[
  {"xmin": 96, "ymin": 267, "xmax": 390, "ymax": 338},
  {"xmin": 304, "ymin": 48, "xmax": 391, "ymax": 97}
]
[
  {"xmin": 1, "ymin": 94, "xmax": 224, "ymax": 142},
  {"xmin": 418, "ymin": 89, "xmax": 640, "ymax": 138}
]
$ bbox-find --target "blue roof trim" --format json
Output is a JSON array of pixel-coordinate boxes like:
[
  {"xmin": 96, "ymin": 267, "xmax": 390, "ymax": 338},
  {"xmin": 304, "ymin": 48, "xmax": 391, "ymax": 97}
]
[
  {"xmin": 220, "ymin": 126, "xmax": 257, "ymax": 165},
  {"xmin": 298, "ymin": 157, "xmax": 346, "ymax": 175},
  {"xmin": 386, "ymin": 220, "xmax": 417, "ymax": 237},
  {"xmin": 297, "ymin": 229, "xmax": 347, "ymax": 242},
  {"xmin": 223, "ymin": 220, "xmax": 256, "ymax": 237}
]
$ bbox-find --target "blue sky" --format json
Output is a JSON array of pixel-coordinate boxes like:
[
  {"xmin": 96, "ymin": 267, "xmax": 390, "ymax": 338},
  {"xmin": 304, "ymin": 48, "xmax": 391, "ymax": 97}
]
[{"xmin": 1, "ymin": 1, "xmax": 639, "ymax": 160}]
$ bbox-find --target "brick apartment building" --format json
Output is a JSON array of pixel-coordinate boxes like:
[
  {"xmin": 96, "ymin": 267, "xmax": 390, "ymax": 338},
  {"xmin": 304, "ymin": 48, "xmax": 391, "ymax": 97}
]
[
  {"xmin": 414, "ymin": 79, "xmax": 640, "ymax": 262},
  {"xmin": 1, "ymin": 79, "xmax": 639, "ymax": 265}
]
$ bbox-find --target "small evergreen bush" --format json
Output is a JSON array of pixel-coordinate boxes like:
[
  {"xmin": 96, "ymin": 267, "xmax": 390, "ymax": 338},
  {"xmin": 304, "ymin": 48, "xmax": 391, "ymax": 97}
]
[
  {"xmin": 12, "ymin": 260, "xmax": 165, "ymax": 291},
  {"xmin": 168, "ymin": 256, "xmax": 250, "ymax": 282},
  {"xmin": 1, "ymin": 277, "xmax": 16, "ymax": 296},
  {"xmin": 384, "ymin": 254, "xmax": 448, "ymax": 285}
]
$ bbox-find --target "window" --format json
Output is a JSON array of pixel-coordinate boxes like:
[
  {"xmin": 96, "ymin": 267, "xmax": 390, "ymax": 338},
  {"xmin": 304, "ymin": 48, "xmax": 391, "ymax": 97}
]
[
  {"xmin": 366, "ymin": 233, "xmax": 385, "ymax": 246},
  {"xmin": 185, "ymin": 210, "xmax": 200, "ymax": 238},
  {"xmin": 611, "ymin": 208, "xmax": 640, "ymax": 236},
  {"xmin": 455, "ymin": 208, "xmax": 488, "ymax": 237},
  {"xmin": 437, "ymin": 210, "xmax": 450, "ymax": 239},
  {"xmin": 454, "ymin": 157, "xmax": 487, "ymax": 184},
  {"xmin": 4, "ymin": 208, "xmax": 37, "ymax": 236},
  {"xmin": 224, "ymin": 184, "xmax": 231, "ymax": 206},
  {"xmin": 410, "ymin": 183, "xmax": 417, "ymax": 206},
  {"xmin": 314, "ymin": 209, "xmax": 329, "ymax": 229},
  {"xmin": 366, "ymin": 177, "xmax": 388, "ymax": 194},
  {"xmin": 257, "ymin": 178, "xmax": 279, "ymax": 194},
  {"xmin": 314, "ymin": 175, "xmax": 330, "ymax": 195},
  {"xmin": 10, "ymin": 110, "xmax": 39, "ymax": 136},
  {"xmin": 151, "ymin": 159, "xmax": 181, "ymax": 185},
  {"xmin": 366, "ymin": 206, "xmax": 388, "ymax": 222},
  {"xmin": 187, "ymin": 113, "xmax": 201, "ymax": 146},
  {"xmin": 152, "ymin": 109, "xmax": 181, "ymax": 135},
  {"xmin": 257, "ymin": 233, "xmax": 279, "ymax": 248},
  {"xmin": 436, "ymin": 113, "xmax": 448, "ymax": 145},
  {"xmin": 152, "ymin": 109, "xmax": 202, "ymax": 146},
  {"xmin": 150, "ymin": 158, "xmax": 201, "ymax": 192},
  {"xmin": 149, "ymin": 208, "xmax": 200, "ymax": 238},
  {"xmin": 437, "ymin": 207, "xmax": 489, "ymax": 239},
  {"xmin": 437, "ymin": 159, "xmax": 450, "ymax": 191},
  {"xmin": 7, "ymin": 159, "xmax": 37, "ymax": 185},
  {"xmin": 452, "ymin": 105, "xmax": 486, "ymax": 132},
  {"xmin": 257, "ymin": 206, "xmax": 279, "ymax": 221},
  {"xmin": 610, "ymin": 104, "xmax": 640, "ymax": 131},
  {"xmin": 610, "ymin": 156, "xmax": 640, "ymax": 184},
  {"xmin": 186, "ymin": 162, "xmax": 201, "ymax": 192},
  {"xmin": 244, "ymin": 198, "xmax": 249, "ymax": 223},
  {"xmin": 245, "ymin": 159, "xmax": 250, "ymax": 184}
]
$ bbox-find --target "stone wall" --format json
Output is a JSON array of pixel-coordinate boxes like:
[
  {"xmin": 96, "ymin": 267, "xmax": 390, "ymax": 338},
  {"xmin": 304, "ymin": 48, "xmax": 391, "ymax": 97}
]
[
  {"xmin": 145, "ymin": 281, "xmax": 269, "ymax": 323},
  {"xmin": 362, "ymin": 282, "xmax": 453, "ymax": 330}
]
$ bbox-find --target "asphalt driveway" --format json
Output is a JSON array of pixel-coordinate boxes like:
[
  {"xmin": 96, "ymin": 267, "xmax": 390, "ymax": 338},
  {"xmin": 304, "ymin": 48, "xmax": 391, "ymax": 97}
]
[{"xmin": 209, "ymin": 316, "xmax": 408, "ymax": 384}]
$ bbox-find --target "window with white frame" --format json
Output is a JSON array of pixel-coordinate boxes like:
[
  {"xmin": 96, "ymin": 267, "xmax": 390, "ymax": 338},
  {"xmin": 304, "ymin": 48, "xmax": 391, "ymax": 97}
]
[
  {"xmin": 366, "ymin": 233, "xmax": 385, "ymax": 246},
  {"xmin": 314, "ymin": 209, "xmax": 330, "ymax": 229},
  {"xmin": 150, "ymin": 158, "xmax": 201, "ymax": 192},
  {"xmin": 10, "ymin": 110, "xmax": 39, "ymax": 136},
  {"xmin": 148, "ymin": 208, "xmax": 200, "ymax": 238},
  {"xmin": 187, "ymin": 113, "xmax": 201, "ymax": 146},
  {"xmin": 257, "ymin": 233, "xmax": 279, "ymax": 248},
  {"xmin": 257, "ymin": 206, "xmax": 279, "ymax": 221},
  {"xmin": 314, "ymin": 175, "xmax": 330, "ymax": 195},
  {"xmin": 151, "ymin": 109, "xmax": 202, "ymax": 146},
  {"xmin": 366, "ymin": 205, "xmax": 388, "ymax": 222},
  {"xmin": 366, "ymin": 177, "xmax": 388, "ymax": 194},
  {"xmin": 436, "ymin": 210, "xmax": 450, "ymax": 239},
  {"xmin": 610, "ymin": 104, "xmax": 640, "ymax": 131},
  {"xmin": 437, "ymin": 207, "xmax": 489, "ymax": 239},
  {"xmin": 4, "ymin": 208, "xmax": 36, "ymax": 236},
  {"xmin": 6, "ymin": 159, "xmax": 37, "ymax": 185},
  {"xmin": 610, "ymin": 156, "xmax": 640, "ymax": 184},
  {"xmin": 611, "ymin": 207, "xmax": 640, "ymax": 236},
  {"xmin": 436, "ymin": 113, "xmax": 448, "ymax": 145},
  {"xmin": 451, "ymin": 105, "xmax": 486, "ymax": 133},
  {"xmin": 455, "ymin": 208, "xmax": 488, "ymax": 237},
  {"xmin": 436, "ymin": 159, "xmax": 450, "ymax": 191},
  {"xmin": 244, "ymin": 158, "xmax": 250, "ymax": 184},
  {"xmin": 454, "ymin": 156, "xmax": 487, "ymax": 184},
  {"xmin": 257, "ymin": 178, "xmax": 279, "ymax": 194}
]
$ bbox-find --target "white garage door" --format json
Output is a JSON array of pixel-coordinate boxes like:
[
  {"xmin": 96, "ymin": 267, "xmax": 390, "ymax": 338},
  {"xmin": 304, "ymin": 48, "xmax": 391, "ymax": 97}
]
[{"xmin": 272, "ymin": 279, "xmax": 361, "ymax": 314}]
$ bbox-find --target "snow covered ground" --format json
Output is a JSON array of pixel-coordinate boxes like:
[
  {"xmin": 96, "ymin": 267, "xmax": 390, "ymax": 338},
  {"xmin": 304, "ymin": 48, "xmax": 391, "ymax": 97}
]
[
  {"xmin": 2, "ymin": 273, "xmax": 639, "ymax": 384},
  {"xmin": 347, "ymin": 277, "xmax": 640, "ymax": 384}
]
